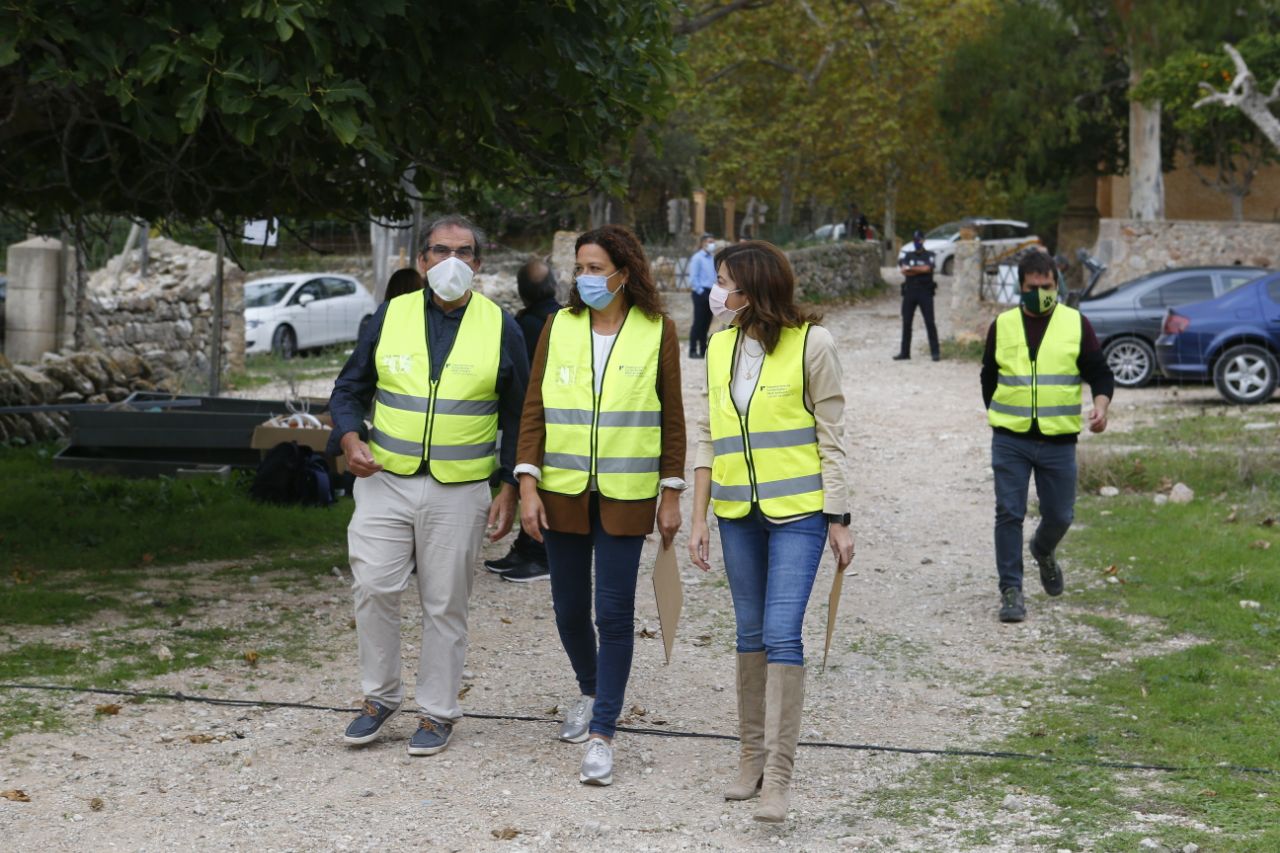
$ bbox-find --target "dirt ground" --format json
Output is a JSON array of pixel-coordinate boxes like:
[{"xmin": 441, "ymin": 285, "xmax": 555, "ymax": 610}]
[{"xmin": 1, "ymin": 276, "xmax": 1229, "ymax": 851}]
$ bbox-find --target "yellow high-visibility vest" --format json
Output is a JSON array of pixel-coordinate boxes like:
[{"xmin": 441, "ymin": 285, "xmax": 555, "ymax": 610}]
[
  {"xmin": 370, "ymin": 289, "xmax": 502, "ymax": 481},
  {"xmin": 707, "ymin": 324, "xmax": 823, "ymax": 519},
  {"xmin": 540, "ymin": 306, "xmax": 664, "ymax": 500},
  {"xmin": 987, "ymin": 304, "xmax": 1083, "ymax": 435}
]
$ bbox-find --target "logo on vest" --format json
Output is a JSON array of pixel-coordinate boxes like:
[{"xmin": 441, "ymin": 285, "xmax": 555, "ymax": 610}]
[
  {"xmin": 615, "ymin": 364, "xmax": 645, "ymax": 378},
  {"xmin": 380, "ymin": 354, "xmax": 413, "ymax": 375},
  {"xmin": 762, "ymin": 383, "xmax": 793, "ymax": 398},
  {"xmin": 446, "ymin": 362, "xmax": 475, "ymax": 376},
  {"xmin": 556, "ymin": 365, "xmax": 578, "ymax": 385}
]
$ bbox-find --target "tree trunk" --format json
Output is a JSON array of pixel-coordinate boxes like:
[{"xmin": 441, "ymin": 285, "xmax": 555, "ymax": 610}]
[
  {"xmin": 589, "ymin": 191, "xmax": 612, "ymax": 229},
  {"xmin": 882, "ymin": 163, "xmax": 899, "ymax": 262},
  {"xmin": 73, "ymin": 217, "xmax": 87, "ymax": 350},
  {"xmin": 1128, "ymin": 75, "xmax": 1165, "ymax": 220},
  {"xmin": 139, "ymin": 223, "xmax": 150, "ymax": 277},
  {"xmin": 210, "ymin": 230, "xmax": 225, "ymax": 396},
  {"xmin": 777, "ymin": 154, "xmax": 799, "ymax": 238}
]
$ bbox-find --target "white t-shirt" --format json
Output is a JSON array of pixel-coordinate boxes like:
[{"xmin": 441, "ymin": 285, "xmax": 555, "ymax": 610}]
[
  {"xmin": 592, "ymin": 331, "xmax": 618, "ymax": 396},
  {"xmin": 731, "ymin": 335, "xmax": 766, "ymax": 413}
]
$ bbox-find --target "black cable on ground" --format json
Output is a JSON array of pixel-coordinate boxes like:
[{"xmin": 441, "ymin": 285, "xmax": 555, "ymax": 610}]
[{"xmin": 1, "ymin": 682, "xmax": 1274, "ymax": 778}]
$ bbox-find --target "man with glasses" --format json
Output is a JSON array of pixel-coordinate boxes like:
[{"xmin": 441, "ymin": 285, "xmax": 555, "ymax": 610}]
[{"xmin": 329, "ymin": 213, "xmax": 530, "ymax": 755}]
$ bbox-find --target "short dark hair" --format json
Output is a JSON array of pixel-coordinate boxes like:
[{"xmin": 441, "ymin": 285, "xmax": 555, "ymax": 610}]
[
  {"xmin": 516, "ymin": 258, "xmax": 556, "ymax": 307},
  {"xmin": 1017, "ymin": 250, "xmax": 1056, "ymax": 285},
  {"xmin": 418, "ymin": 214, "xmax": 486, "ymax": 261}
]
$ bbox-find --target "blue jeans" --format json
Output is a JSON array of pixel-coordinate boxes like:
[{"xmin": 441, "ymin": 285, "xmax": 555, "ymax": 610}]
[
  {"xmin": 991, "ymin": 431, "xmax": 1077, "ymax": 592},
  {"xmin": 542, "ymin": 495, "xmax": 645, "ymax": 739},
  {"xmin": 717, "ymin": 508, "xmax": 827, "ymax": 666}
]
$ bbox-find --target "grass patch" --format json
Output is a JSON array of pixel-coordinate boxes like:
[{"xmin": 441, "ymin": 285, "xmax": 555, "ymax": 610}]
[
  {"xmin": 866, "ymin": 416, "xmax": 1280, "ymax": 849},
  {"xmin": 940, "ymin": 336, "xmax": 986, "ymax": 362},
  {"xmin": 226, "ymin": 346, "xmax": 352, "ymax": 392}
]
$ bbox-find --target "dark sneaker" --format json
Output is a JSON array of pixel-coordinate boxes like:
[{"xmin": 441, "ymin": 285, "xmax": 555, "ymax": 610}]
[
  {"xmin": 1031, "ymin": 545, "xmax": 1064, "ymax": 597},
  {"xmin": 931, "ymin": 354, "xmax": 941, "ymax": 362},
  {"xmin": 501, "ymin": 561, "xmax": 550, "ymax": 583},
  {"xmin": 484, "ymin": 547, "xmax": 524, "ymax": 574},
  {"xmin": 344, "ymin": 699, "xmax": 397, "ymax": 745},
  {"xmin": 892, "ymin": 353, "xmax": 910, "ymax": 361},
  {"xmin": 999, "ymin": 588, "xmax": 1026, "ymax": 623},
  {"xmin": 407, "ymin": 717, "xmax": 453, "ymax": 756}
]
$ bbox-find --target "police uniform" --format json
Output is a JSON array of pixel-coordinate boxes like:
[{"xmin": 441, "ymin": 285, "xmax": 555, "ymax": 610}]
[{"xmin": 895, "ymin": 244, "xmax": 940, "ymax": 360}]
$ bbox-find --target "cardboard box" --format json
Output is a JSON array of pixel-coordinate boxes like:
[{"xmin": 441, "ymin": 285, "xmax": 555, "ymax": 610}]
[{"xmin": 250, "ymin": 413, "xmax": 348, "ymax": 474}]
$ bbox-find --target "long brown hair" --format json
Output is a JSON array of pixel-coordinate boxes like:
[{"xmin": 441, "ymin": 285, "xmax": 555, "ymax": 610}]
[
  {"xmin": 568, "ymin": 225, "xmax": 666, "ymax": 320},
  {"xmin": 714, "ymin": 240, "xmax": 820, "ymax": 353}
]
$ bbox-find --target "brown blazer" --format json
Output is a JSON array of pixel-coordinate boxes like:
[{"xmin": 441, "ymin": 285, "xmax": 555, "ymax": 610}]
[{"xmin": 516, "ymin": 309, "xmax": 686, "ymax": 536}]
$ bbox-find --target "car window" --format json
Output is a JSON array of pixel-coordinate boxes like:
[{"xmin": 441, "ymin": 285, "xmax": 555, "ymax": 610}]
[
  {"xmin": 1138, "ymin": 275, "xmax": 1214, "ymax": 308},
  {"xmin": 925, "ymin": 222, "xmax": 961, "ymax": 240},
  {"xmin": 324, "ymin": 277, "xmax": 356, "ymax": 298},
  {"xmin": 978, "ymin": 224, "xmax": 999, "ymax": 240},
  {"xmin": 1010, "ymin": 224, "xmax": 1030, "ymax": 238},
  {"xmin": 290, "ymin": 280, "xmax": 326, "ymax": 304},
  {"xmin": 245, "ymin": 280, "xmax": 293, "ymax": 308},
  {"xmin": 1268, "ymin": 279, "xmax": 1280, "ymax": 304},
  {"xmin": 1221, "ymin": 271, "xmax": 1264, "ymax": 293}
]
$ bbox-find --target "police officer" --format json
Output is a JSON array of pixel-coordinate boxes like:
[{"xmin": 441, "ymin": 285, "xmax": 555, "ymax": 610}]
[
  {"xmin": 894, "ymin": 229, "xmax": 940, "ymax": 362},
  {"xmin": 330, "ymin": 214, "xmax": 530, "ymax": 756}
]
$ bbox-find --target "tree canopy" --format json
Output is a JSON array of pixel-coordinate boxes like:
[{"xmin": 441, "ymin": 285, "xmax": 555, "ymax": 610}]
[{"xmin": 0, "ymin": 0, "xmax": 683, "ymax": 225}]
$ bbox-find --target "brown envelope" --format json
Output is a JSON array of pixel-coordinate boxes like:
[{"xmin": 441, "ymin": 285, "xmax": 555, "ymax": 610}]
[
  {"xmin": 823, "ymin": 564, "xmax": 847, "ymax": 672},
  {"xmin": 651, "ymin": 541, "xmax": 683, "ymax": 664}
]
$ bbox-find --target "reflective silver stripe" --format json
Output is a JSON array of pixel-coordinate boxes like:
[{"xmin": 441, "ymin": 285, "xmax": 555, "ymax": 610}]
[
  {"xmin": 543, "ymin": 452, "xmax": 591, "ymax": 471},
  {"xmin": 435, "ymin": 398, "xmax": 499, "ymax": 416},
  {"xmin": 989, "ymin": 401, "xmax": 1033, "ymax": 417},
  {"xmin": 713, "ymin": 435, "xmax": 745, "ymax": 455},
  {"xmin": 598, "ymin": 410, "xmax": 662, "ymax": 428},
  {"xmin": 376, "ymin": 389, "xmax": 431, "ymax": 412},
  {"xmin": 596, "ymin": 456, "xmax": 661, "ymax": 474},
  {"xmin": 748, "ymin": 426, "xmax": 817, "ymax": 450},
  {"xmin": 711, "ymin": 482, "xmax": 753, "ymax": 502},
  {"xmin": 1036, "ymin": 374, "xmax": 1081, "ymax": 386},
  {"xmin": 544, "ymin": 408, "xmax": 594, "ymax": 425},
  {"xmin": 429, "ymin": 441, "xmax": 497, "ymax": 461},
  {"xmin": 1037, "ymin": 404, "xmax": 1082, "ymax": 417},
  {"xmin": 756, "ymin": 473, "xmax": 823, "ymax": 500},
  {"xmin": 370, "ymin": 427, "xmax": 423, "ymax": 457},
  {"xmin": 996, "ymin": 374, "xmax": 1033, "ymax": 386}
]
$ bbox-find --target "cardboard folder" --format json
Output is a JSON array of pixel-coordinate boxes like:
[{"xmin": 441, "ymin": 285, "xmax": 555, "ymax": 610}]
[
  {"xmin": 822, "ymin": 563, "xmax": 848, "ymax": 672},
  {"xmin": 651, "ymin": 542, "xmax": 683, "ymax": 664}
]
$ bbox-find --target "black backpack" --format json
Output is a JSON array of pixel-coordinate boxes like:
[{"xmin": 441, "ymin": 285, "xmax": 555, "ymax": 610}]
[{"xmin": 250, "ymin": 441, "xmax": 335, "ymax": 506}]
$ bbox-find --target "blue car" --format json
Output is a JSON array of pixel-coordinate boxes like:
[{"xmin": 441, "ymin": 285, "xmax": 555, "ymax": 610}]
[{"xmin": 1155, "ymin": 272, "xmax": 1280, "ymax": 404}]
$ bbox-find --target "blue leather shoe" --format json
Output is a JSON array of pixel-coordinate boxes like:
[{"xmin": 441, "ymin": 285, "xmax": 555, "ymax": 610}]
[
  {"xmin": 344, "ymin": 699, "xmax": 397, "ymax": 745},
  {"xmin": 408, "ymin": 717, "xmax": 453, "ymax": 756}
]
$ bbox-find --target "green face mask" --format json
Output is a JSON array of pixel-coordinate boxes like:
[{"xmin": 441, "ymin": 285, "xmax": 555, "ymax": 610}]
[{"xmin": 1021, "ymin": 287, "xmax": 1056, "ymax": 315}]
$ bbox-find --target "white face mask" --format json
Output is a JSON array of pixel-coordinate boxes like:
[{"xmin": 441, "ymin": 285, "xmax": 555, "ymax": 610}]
[
  {"xmin": 705, "ymin": 242, "xmax": 717, "ymax": 254},
  {"xmin": 709, "ymin": 283, "xmax": 744, "ymax": 324},
  {"xmin": 426, "ymin": 256, "xmax": 474, "ymax": 301}
]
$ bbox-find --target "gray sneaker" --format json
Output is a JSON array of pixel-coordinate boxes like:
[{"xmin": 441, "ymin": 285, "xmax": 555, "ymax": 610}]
[
  {"xmin": 579, "ymin": 737, "xmax": 613, "ymax": 786},
  {"xmin": 558, "ymin": 695, "xmax": 594, "ymax": 743}
]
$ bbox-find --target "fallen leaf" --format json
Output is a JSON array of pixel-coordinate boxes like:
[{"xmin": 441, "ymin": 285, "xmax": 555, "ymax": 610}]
[
  {"xmin": 1224, "ymin": 510, "xmax": 1238, "ymax": 523},
  {"xmin": 243, "ymin": 650, "xmax": 260, "ymax": 668},
  {"xmin": 347, "ymin": 618, "xmax": 357, "ymax": 630},
  {"xmin": 692, "ymin": 634, "xmax": 712, "ymax": 646},
  {"xmin": 94, "ymin": 704, "xmax": 122, "ymax": 716},
  {"xmin": 651, "ymin": 719, "xmax": 668, "ymax": 725},
  {"xmin": 1200, "ymin": 789, "xmax": 1218, "ymax": 798},
  {"xmin": 637, "ymin": 628, "xmax": 657, "ymax": 639},
  {"xmin": 491, "ymin": 827, "xmax": 520, "ymax": 840},
  {"xmin": 499, "ymin": 617, "xmax": 512, "ymax": 625},
  {"xmin": 71, "ymin": 752, "xmax": 90, "ymax": 761},
  {"xmin": 1, "ymin": 790, "xmax": 31, "ymax": 802},
  {"xmin": 89, "ymin": 797, "xmax": 104, "ymax": 811},
  {"xmin": 186, "ymin": 734, "xmax": 216, "ymax": 744},
  {"xmin": 544, "ymin": 705, "xmax": 559, "ymax": 716},
  {"xmin": 1250, "ymin": 540, "xmax": 1272, "ymax": 550},
  {"xmin": 141, "ymin": 553, "xmax": 154, "ymax": 564},
  {"xmin": 457, "ymin": 684, "xmax": 471, "ymax": 699},
  {"xmin": 1103, "ymin": 564, "xmax": 1119, "ymax": 575},
  {"xmin": 629, "ymin": 704, "xmax": 647, "ymax": 716}
]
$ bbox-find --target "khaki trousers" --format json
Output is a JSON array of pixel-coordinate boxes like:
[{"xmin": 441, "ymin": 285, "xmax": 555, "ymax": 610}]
[{"xmin": 348, "ymin": 471, "xmax": 489, "ymax": 723}]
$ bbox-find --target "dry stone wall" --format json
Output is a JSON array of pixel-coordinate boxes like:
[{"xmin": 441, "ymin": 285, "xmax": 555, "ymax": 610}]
[
  {"xmin": 788, "ymin": 241, "xmax": 884, "ymax": 301},
  {"xmin": 0, "ymin": 350, "xmax": 159, "ymax": 444},
  {"xmin": 1092, "ymin": 218, "xmax": 1280, "ymax": 287}
]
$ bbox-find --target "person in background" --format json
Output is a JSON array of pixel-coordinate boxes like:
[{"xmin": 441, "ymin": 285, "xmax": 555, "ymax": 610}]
[
  {"xmin": 330, "ymin": 214, "xmax": 529, "ymax": 757},
  {"xmin": 688, "ymin": 241, "xmax": 853, "ymax": 823},
  {"xmin": 516, "ymin": 225, "xmax": 685, "ymax": 787},
  {"xmin": 485, "ymin": 258, "xmax": 562, "ymax": 583},
  {"xmin": 687, "ymin": 233, "xmax": 717, "ymax": 359},
  {"xmin": 894, "ymin": 229, "xmax": 940, "ymax": 362},
  {"xmin": 982, "ymin": 250, "xmax": 1114, "ymax": 624},
  {"xmin": 383, "ymin": 267, "xmax": 424, "ymax": 303}
]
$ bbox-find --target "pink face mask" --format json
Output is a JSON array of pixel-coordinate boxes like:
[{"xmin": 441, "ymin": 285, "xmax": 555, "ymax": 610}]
[{"xmin": 709, "ymin": 283, "xmax": 745, "ymax": 324}]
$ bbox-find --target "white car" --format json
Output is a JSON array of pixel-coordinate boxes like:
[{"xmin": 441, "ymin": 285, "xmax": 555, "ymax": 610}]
[
  {"xmin": 898, "ymin": 218, "xmax": 1040, "ymax": 276},
  {"xmin": 244, "ymin": 274, "xmax": 376, "ymax": 358}
]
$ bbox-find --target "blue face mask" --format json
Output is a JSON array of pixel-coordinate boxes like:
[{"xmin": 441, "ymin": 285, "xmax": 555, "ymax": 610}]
[{"xmin": 576, "ymin": 270, "xmax": 622, "ymax": 310}]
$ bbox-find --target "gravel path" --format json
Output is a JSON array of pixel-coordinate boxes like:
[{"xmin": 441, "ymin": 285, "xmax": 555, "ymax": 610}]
[{"xmin": 1, "ymin": 279, "xmax": 1221, "ymax": 851}]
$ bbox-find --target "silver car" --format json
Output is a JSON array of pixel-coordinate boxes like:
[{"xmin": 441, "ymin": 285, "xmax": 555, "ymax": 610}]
[{"xmin": 1078, "ymin": 266, "xmax": 1268, "ymax": 387}]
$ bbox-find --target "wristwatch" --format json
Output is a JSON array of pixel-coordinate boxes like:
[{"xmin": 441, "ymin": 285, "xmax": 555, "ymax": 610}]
[{"xmin": 823, "ymin": 512, "xmax": 851, "ymax": 526}]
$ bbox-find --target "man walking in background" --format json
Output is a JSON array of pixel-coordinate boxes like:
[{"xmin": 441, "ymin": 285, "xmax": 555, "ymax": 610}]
[{"xmin": 687, "ymin": 233, "xmax": 717, "ymax": 358}]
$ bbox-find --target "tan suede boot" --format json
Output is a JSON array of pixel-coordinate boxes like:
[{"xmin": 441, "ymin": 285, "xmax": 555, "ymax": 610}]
[
  {"xmin": 724, "ymin": 651, "xmax": 768, "ymax": 800},
  {"xmin": 754, "ymin": 663, "xmax": 805, "ymax": 823}
]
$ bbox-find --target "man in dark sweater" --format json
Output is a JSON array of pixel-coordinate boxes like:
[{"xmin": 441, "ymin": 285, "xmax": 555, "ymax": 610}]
[{"xmin": 981, "ymin": 251, "xmax": 1114, "ymax": 623}]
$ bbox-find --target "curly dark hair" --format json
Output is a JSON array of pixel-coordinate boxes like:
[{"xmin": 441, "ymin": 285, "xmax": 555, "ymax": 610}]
[
  {"xmin": 714, "ymin": 240, "xmax": 821, "ymax": 354},
  {"xmin": 568, "ymin": 225, "xmax": 665, "ymax": 320}
]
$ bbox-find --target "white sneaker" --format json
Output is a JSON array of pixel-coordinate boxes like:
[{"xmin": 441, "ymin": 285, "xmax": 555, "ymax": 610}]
[
  {"xmin": 558, "ymin": 695, "xmax": 594, "ymax": 743},
  {"xmin": 579, "ymin": 736, "xmax": 613, "ymax": 786}
]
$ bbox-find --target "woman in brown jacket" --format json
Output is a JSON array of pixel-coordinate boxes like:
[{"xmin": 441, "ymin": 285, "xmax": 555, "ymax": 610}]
[{"xmin": 516, "ymin": 225, "xmax": 685, "ymax": 786}]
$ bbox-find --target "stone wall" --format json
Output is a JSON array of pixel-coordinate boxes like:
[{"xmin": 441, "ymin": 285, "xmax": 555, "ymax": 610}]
[
  {"xmin": 87, "ymin": 237, "xmax": 245, "ymax": 388},
  {"xmin": 1091, "ymin": 218, "xmax": 1280, "ymax": 288},
  {"xmin": 788, "ymin": 241, "xmax": 884, "ymax": 301}
]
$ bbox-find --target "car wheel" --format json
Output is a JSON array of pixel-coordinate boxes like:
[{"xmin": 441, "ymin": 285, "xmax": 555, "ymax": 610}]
[
  {"xmin": 1213, "ymin": 344, "xmax": 1278, "ymax": 405},
  {"xmin": 1103, "ymin": 337, "xmax": 1156, "ymax": 388},
  {"xmin": 272, "ymin": 325, "xmax": 297, "ymax": 360},
  {"xmin": 942, "ymin": 256, "xmax": 955, "ymax": 276},
  {"xmin": 358, "ymin": 314, "xmax": 372, "ymax": 340}
]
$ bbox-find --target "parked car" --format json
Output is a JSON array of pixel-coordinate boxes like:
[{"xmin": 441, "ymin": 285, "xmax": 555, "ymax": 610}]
[
  {"xmin": 804, "ymin": 222, "xmax": 846, "ymax": 242},
  {"xmin": 244, "ymin": 273, "xmax": 375, "ymax": 358},
  {"xmin": 1156, "ymin": 271, "xmax": 1280, "ymax": 404},
  {"xmin": 1079, "ymin": 266, "xmax": 1268, "ymax": 388},
  {"xmin": 897, "ymin": 218, "xmax": 1039, "ymax": 276}
]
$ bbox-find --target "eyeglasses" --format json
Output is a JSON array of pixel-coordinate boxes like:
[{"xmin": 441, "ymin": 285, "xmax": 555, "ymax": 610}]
[{"xmin": 426, "ymin": 244, "xmax": 476, "ymax": 261}]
